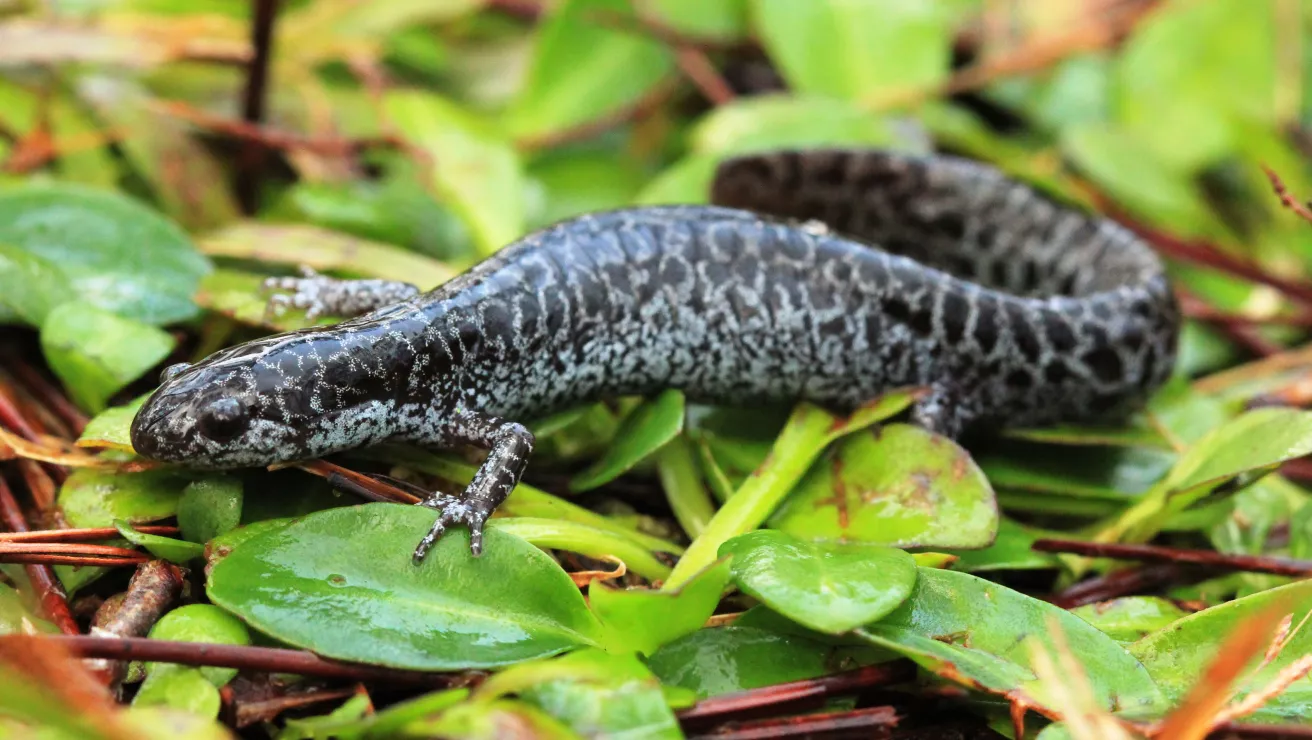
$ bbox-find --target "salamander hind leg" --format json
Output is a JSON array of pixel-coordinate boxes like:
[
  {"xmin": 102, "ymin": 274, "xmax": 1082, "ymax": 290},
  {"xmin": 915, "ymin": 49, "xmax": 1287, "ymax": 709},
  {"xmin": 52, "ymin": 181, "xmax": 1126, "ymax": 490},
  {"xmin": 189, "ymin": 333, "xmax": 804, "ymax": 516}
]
[
  {"xmin": 263, "ymin": 265, "xmax": 421, "ymax": 320},
  {"xmin": 908, "ymin": 382, "xmax": 970, "ymax": 439},
  {"xmin": 412, "ymin": 409, "xmax": 535, "ymax": 563}
]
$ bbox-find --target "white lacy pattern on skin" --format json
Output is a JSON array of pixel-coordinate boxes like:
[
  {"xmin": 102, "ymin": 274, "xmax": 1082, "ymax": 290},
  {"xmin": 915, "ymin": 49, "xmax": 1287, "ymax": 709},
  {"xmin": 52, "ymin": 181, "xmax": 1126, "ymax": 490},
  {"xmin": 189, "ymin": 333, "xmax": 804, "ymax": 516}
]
[{"xmin": 130, "ymin": 149, "xmax": 1179, "ymax": 474}]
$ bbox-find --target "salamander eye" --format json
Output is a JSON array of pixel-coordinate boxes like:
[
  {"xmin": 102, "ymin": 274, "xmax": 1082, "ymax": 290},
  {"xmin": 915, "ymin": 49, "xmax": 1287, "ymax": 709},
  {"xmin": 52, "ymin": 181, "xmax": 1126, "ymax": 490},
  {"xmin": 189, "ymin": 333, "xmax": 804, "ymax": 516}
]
[
  {"xmin": 195, "ymin": 398, "xmax": 247, "ymax": 443},
  {"xmin": 160, "ymin": 363, "xmax": 192, "ymax": 384}
]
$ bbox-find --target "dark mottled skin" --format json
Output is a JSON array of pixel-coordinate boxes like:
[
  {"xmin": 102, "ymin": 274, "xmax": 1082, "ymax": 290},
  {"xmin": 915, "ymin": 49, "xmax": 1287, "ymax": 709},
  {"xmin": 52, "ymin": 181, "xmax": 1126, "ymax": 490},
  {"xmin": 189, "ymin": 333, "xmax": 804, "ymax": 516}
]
[{"xmin": 130, "ymin": 150, "xmax": 1180, "ymax": 560}]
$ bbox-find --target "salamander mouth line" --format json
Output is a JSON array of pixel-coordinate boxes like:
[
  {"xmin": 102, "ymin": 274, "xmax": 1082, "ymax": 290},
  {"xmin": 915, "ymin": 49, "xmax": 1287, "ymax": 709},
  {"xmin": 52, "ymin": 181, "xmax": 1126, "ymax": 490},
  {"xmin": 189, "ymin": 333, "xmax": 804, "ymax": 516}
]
[{"xmin": 130, "ymin": 148, "xmax": 1179, "ymax": 561}]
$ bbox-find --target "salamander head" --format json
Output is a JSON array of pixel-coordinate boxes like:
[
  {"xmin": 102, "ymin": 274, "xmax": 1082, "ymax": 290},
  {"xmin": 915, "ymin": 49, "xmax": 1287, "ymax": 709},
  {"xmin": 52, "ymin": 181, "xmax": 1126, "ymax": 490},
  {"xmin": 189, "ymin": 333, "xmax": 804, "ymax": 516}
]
[{"xmin": 130, "ymin": 329, "xmax": 404, "ymax": 468}]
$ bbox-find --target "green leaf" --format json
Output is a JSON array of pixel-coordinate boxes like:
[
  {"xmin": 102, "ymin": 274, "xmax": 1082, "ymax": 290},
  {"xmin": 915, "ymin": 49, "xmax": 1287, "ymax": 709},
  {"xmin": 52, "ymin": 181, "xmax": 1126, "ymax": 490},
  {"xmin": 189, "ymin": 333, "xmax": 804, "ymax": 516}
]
[
  {"xmin": 144, "ymin": 604, "xmax": 251, "ymax": 687},
  {"xmin": 858, "ymin": 568, "xmax": 1161, "ymax": 713},
  {"xmin": 1070, "ymin": 597, "xmax": 1189, "ymax": 644},
  {"xmin": 570, "ymin": 389, "xmax": 685, "ymax": 491},
  {"xmin": 207, "ymin": 504, "xmax": 603, "ymax": 670},
  {"xmin": 130, "ymin": 668, "xmax": 221, "ymax": 720},
  {"xmin": 751, "ymin": 0, "xmax": 951, "ymax": 101},
  {"xmin": 0, "ymin": 583, "xmax": 57, "ymax": 636},
  {"xmin": 403, "ymin": 698, "xmax": 579, "ymax": 740},
  {"xmin": 508, "ymin": 0, "xmax": 675, "ymax": 143},
  {"xmin": 662, "ymin": 390, "xmax": 921, "ymax": 590},
  {"xmin": 114, "ymin": 519, "xmax": 204, "ymax": 564},
  {"xmin": 590, "ymin": 558, "xmax": 731, "ymax": 656},
  {"xmin": 1100, "ymin": 408, "xmax": 1312, "ymax": 545},
  {"xmin": 1060, "ymin": 124, "xmax": 1218, "ymax": 238},
  {"xmin": 280, "ymin": 689, "xmax": 469, "ymax": 740},
  {"xmin": 643, "ymin": 0, "xmax": 747, "ymax": 41},
  {"xmin": 59, "ymin": 469, "xmax": 192, "ymax": 528},
  {"xmin": 1114, "ymin": 0, "xmax": 1273, "ymax": 171},
  {"xmin": 482, "ymin": 648, "xmax": 682, "ymax": 740},
  {"xmin": 646, "ymin": 625, "xmax": 832, "ymax": 698},
  {"xmin": 720, "ymin": 530, "xmax": 916, "ymax": 635},
  {"xmin": 177, "ymin": 477, "xmax": 243, "ymax": 545},
  {"xmin": 198, "ymin": 222, "xmax": 454, "ymax": 288},
  {"xmin": 385, "ymin": 91, "xmax": 526, "ymax": 256},
  {"xmin": 39, "ymin": 302, "xmax": 176, "ymax": 412},
  {"xmin": 947, "ymin": 519, "xmax": 1059, "ymax": 573},
  {"xmin": 77, "ymin": 395, "xmax": 148, "ymax": 451},
  {"xmin": 772, "ymin": 423, "xmax": 998, "ymax": 549},
  {"xmin": 1129, "ymin": 579, "xmax": 1312, "ymax": 722},
  {"xmin": 0, "ymin": 184, "xmax": 210, "ymax": 325},
  {"xmin": 0, "ymin": 243, "xmax": 72, "ymax": 325}
]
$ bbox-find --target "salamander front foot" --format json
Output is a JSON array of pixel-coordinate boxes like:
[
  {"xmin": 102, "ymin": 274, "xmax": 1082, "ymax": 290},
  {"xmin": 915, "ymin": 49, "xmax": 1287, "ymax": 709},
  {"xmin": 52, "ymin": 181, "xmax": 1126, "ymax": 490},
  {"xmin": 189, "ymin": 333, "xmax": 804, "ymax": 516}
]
[
  {"xmin": 262, "ymin": 265, "xmax": 421, "ymax": 320},
  {"xmin": 413, "ymin": 493, "xmax": 493, "ymax": 562}
]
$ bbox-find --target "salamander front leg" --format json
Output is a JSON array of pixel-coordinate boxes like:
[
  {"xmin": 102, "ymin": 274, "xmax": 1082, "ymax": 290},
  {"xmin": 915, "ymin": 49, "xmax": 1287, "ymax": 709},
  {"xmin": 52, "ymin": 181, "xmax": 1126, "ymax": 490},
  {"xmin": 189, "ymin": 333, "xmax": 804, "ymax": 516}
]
[
  {"xmin": 263, "ymin": 265, "xmax": 421, "ymax": 320},
  {"xmin": 412, "ymin": 410, "xmax": 535, "ymax": 563},
  {"xmin": 910, "ymin": 383, "xmax": 967, "ymax": 439}
]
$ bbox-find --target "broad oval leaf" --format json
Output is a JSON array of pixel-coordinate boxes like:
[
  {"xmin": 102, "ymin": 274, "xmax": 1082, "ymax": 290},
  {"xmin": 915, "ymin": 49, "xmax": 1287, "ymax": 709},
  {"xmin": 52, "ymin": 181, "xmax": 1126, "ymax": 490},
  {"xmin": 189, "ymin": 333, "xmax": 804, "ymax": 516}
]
[
  {"xmin": 720, "ymin": 530, "xmax": 916, "ymax": 634},
  {"xmin": 751, "ymin": 0, "xmax": 952, "ymax": 102},
  {"xmin": 0, "ymin": 243, "xmax": 71, "ymax": 325},
  {"xmin": 508, "ymin": 0, "xmax": 675, "ymax": 143},
  {"xmin": 646, "ymin": 625, "xmax": 832, "ymax": 698},
  {"xmin": 40, "ymin": 301, "xmax": 176, "ymax": 413},
  {"xmin": 1130, "ymin": 579, "xmax": 1312, "ymax": 722},
  {"xmin": 773, "ymin": 424, "xmax": 998, "ymax": 550},
  {"xmin": 177, "ymin": 477, "xmax": 243, "ymax": 545},
  {"xmin": 0, "ymin": 184, "xmax": 210, "ymax": 325},
  {"xmin": 485, "ymin": 648, "xmax": 682, "ymax": 740},
  {"xmin": 860, "ymin": 567, "xmax": 1161, "ymax": 713},
  {"xmin": 207, "ymin": 503, "xmax": 603, "ymax": 670},
  {"xmin": 59, "ymin": 469, "xmax": 193, "ymax": 528}
]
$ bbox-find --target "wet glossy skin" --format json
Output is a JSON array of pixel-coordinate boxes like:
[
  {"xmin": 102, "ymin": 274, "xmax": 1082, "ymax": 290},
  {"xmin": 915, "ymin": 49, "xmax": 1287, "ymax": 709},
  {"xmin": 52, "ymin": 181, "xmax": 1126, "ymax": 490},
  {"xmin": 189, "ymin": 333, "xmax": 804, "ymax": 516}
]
[{"xmin": 130, "ymin": 149, "xmax": 1181, "ymax": 558}]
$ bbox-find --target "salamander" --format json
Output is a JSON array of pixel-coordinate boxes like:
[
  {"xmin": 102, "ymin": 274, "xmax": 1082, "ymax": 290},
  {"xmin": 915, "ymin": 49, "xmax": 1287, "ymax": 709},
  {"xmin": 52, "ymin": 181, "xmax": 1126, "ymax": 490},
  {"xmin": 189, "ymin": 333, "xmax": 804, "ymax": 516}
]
[{"xmin": 129, "ymin": 149, "xmax": 1181, "ymax": 561}]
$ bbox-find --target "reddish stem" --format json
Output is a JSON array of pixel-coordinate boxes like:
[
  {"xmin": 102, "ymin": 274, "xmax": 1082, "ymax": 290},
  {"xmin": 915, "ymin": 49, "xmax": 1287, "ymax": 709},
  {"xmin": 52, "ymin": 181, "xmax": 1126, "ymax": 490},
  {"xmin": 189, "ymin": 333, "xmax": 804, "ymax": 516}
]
[{"xmin": 0, "ymin": 478, "xmax": 78, "ymax": 634}]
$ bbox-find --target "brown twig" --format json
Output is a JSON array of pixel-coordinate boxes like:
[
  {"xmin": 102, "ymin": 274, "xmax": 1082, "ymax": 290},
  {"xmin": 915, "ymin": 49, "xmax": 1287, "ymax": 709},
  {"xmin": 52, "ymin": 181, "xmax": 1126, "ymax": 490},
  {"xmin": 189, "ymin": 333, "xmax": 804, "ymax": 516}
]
[
  {"xmin": 0, "ymin": 542, "xmax": 152, "ymax": 558},
  {"xmin": 1050, "ymin": 563, "xmax": 1194, "ymax": 609},
  {"xmin": 677, "ymin": 662, "xmax": 916, "ymax": 729},
  {"xmin": 236, "ymin": 0, "xmax": 280, "ymax": 214},
  {"xmin": 1263, "ymin": 165, "xmax": 1312, "ymax": 226},
  {"xmin": 155, "ymin": 100, "xmax": 403, "ymax": 158},
  {"xmin": 1033, "ymin": 539, "xmax": 1312, "ymax": 577},
  {"xmin": 1119, "ymin": 214, "xmax": 1312, "ymax": 309},
  {"xmin": 5, "ymin": 359, "xmax": 88, "ymax": 437},
  {"xmin": 515, "ymin": 76, "xmax": 680, "ymax": 151},
  {"xmin": 0, "ymin": 526, "xmax": 178, "ymax": 543},
  {"xmin": 289, "ymin": 459, "xmax": 422, "ymax": 504},
  {"xmin": 85, "ymin": 560, "xmax": 184, "ymax": 685},
  {"xmin": 0, "ymin": 379, "xmax": 67, "ymax": 485},
  {"xmin": 686, "ymin": 705, "xmax": 899, "ymax": 740},
  {"xmin": 9, "ymin": 635, "xmax": 483, "ymax": 687},
  {"xmin": 673, "ymin": 47, "xmax": 736, "ymax": 106},
  {"xmin": 0, "ymin": 477, "xmax": 78, "ymax": 634},
  {"xmin": 0, "ymin": 554, "xmax": 151, "ymax": 567}
]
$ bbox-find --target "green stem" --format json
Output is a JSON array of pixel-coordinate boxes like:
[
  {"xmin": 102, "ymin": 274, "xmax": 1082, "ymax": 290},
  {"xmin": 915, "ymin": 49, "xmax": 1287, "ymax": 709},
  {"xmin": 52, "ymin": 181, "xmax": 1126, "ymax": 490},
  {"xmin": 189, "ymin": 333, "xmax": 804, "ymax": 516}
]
[{"xmin": 656, "ymin": 436, "xmax": 715, "ymax": 539}]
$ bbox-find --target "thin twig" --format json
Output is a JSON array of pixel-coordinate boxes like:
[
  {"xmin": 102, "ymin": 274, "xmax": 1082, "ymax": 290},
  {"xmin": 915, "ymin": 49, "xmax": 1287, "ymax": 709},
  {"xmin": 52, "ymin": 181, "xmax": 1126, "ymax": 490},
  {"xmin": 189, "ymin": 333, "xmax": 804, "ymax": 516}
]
[
  {"xmin": 1263, "ymin": 165, "xmax": 1312, "ymax": 226},
  {"xmin": 6, "ymin": 635, "xmax": 483, "ymax": 687},
  {"xmin": 677, "ymin": 662, "xmax": 915, "ymax": 728},
  {"xmin": 0, "ymin": 477, "xmax": 78, "ymax": 634},
  {"xmin": 1033, "ymin": 539, "xmax": 1312, "ymax": 577},
  {"xmin": 236, "ymin": 0, "xmax": 280, "ymax": 214},
  {"xmin": 0, "ymin": 526, "xmax": 178, "ymax": 543}
]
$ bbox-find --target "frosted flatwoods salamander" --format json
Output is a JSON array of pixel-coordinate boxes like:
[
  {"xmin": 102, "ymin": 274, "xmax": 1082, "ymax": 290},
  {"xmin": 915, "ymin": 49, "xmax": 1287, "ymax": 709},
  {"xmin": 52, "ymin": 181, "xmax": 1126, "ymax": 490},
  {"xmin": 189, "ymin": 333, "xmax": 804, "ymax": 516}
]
[{"xmin": 130, "ymin": 149, "xmax": 1181, "ymax": 561}]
